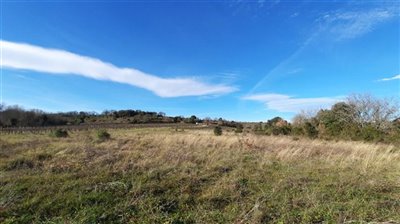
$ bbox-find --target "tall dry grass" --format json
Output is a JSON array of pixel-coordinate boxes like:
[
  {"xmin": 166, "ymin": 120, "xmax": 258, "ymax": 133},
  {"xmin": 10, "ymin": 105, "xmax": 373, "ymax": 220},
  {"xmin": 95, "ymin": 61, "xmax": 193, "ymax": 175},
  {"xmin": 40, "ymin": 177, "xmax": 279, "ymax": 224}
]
[{"xmin": 1, "ymin": 128, "xmax": 399, "ymax": 223}]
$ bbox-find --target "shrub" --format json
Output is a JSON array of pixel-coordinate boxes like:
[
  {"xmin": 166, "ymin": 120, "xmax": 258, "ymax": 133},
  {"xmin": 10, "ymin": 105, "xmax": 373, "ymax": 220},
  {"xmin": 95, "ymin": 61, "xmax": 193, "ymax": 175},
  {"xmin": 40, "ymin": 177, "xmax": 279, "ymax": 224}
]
[
  {"xmin": 359, "ymin": 125, "xmax": 384, "ymax": 142},
  {"xmin": 235, "ymin": 124, "xmax": 243, "ymax": 133},
  {"xmin": 271, "ymin": 127, "xmax": 281, "ymax": 136},
  {"xmin": 292, "ymin": 126, "xmax": 304, "ymax": 136},
  {"xmin": 253, "ymin": 123, "xmax": 265, "ymax": 135},
  {"xmin": 214, "ymin": 126, "xmax": 222, "ymax": 136},
  {"xmin": 97, "ymin": 129, "xmax": 111, "ymax": 141},
  {"xmin": 52, "ymin": 129, "xmax": 68, "ymax": 138},
  {"xmin": 271, "ymin": 126, "xmax": 291, "ymax": 136},
  {"xmin": 304, "ymin": 122, "xmax": 318, "ymax": 139}
]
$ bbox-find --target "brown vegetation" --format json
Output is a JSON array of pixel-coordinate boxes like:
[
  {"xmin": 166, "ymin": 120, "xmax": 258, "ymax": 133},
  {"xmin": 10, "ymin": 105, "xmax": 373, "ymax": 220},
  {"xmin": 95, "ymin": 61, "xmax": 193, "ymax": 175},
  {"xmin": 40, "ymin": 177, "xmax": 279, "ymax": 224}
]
[{"xmin": 1, "ymin": 128, "xmax": 399, "ymax": 223}]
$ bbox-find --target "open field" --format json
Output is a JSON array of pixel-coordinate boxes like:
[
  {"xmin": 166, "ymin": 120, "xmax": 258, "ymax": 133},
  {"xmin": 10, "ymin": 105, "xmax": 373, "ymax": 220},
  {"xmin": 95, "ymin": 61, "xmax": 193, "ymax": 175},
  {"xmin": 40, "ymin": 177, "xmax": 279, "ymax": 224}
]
[{"xmin": 1, "ymin": 127, "xmax": 399, "ymax": 223}]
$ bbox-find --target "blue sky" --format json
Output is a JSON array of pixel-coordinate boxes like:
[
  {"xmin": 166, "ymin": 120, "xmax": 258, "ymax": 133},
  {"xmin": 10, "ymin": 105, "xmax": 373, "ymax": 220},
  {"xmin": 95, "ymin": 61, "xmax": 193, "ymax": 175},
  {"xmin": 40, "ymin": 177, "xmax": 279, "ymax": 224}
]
[{"xmin": 1, "ymin": 0, "xmax": 399, "ymax": 121}]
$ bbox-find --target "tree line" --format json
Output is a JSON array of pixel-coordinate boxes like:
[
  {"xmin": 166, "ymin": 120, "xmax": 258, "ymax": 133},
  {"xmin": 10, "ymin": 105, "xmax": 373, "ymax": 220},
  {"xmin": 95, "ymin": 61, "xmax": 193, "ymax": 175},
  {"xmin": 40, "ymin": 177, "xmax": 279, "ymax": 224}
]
[
  {"xmin": 1, "ymin": 94, "xmax": 398, "ymax": 144},
  {"xmin": 0, "ymin": 105, "xmax": 240, "ymax": 128}
]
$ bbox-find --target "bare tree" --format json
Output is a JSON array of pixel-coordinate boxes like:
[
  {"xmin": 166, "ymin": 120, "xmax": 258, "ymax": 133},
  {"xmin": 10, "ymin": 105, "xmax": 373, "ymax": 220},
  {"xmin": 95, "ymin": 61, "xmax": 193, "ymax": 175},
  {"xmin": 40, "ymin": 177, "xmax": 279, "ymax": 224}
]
[
  {"xmin": 346, "ymin": 94, "xmax": 399, "ymax": 130},
  {"xmin": 291, "ymin": 109, "xmax": 318, "ymax": 125}
]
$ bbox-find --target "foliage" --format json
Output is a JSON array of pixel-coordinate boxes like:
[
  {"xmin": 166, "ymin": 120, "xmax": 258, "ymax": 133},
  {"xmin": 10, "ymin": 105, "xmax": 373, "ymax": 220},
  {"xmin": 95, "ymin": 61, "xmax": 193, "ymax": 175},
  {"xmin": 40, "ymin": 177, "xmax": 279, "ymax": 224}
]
[
  {"xmin": 303, "ymin": 122, "xmax": 318, "ymax": 139},
  {"xmin": 347, "ymin": 94, "xmax": 399, "ymax": 130},
  {"xmin": 292, "ymin": 94, "xmax": 399, "ymax": 143},
  {"xmin": 253, "ymin": 117, "xmax": 292, "ymax": 136},
  {"xmin": 359, "ymin": 125, "xmax": 384, "ymax": 142},
  {"xmin": 52, "ymin": 129, "xmax": 68, "ymax": 138},
  {"xmin": 253, "ymin": 122, "xmax": 264, "ymax": 134},
  {"xmin": 97, "ymin": 129, "xmax": 111, "ymax": 141},
  {"xmin": 184, "ymin": 115, "xmax": 199, "ymax": 124},
  {"xmin": 0, "ymin": 105, "xmax": 199, "ymax": 128},
  {"xmin": 235, "ymin": 123, "xmax": 244, "ymax": 133},
  {"xmin": 213, "ymin": 126, "xmax": 222, "ymax": 136},
  {"xmin": 0, "ymin": 104, "xmax": 245, "ymax": 131}
]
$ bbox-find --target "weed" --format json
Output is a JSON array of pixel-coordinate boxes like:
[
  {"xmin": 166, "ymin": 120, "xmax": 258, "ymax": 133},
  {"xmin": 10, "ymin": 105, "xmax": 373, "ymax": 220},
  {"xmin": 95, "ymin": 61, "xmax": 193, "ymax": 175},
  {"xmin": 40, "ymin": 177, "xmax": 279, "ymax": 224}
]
[
  {"xmin": 97, "ymin": 129, "xmax": 111, "ymax": 141},
  {"xmin": 51, "ymin": 129, "xmax": 68, "ymax": 138},
  {"xmin": 214, "ymin": 126, "xmax": 222, "ymax": 136}
]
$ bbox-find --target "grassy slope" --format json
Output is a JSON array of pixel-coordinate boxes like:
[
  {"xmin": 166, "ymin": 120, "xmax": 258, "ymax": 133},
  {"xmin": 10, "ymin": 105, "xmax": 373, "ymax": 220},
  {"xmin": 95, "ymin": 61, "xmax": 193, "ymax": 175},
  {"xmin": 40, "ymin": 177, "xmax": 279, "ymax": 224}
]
[{"xmin": 0, "ymin": 128, "xmax": 399, "ymax": 223}]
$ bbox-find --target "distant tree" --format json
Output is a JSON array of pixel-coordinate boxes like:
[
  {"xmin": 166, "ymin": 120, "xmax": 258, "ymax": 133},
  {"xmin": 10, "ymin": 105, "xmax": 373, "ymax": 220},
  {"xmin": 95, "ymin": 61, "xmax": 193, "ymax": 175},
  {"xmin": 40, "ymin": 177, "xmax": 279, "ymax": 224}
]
[
  {"xmin": 267, "ymin": 117, "xmax": 285, "ymax": 127},
  {"xmin": 173, "ymin": 116, "xmax": 183, "ymax": 123},
  {"xmin": 292, "ymin": 110, "xmax": 317, "ymax": 126},
  {"xmin": 189, "ymin": 115, "xmax": 197, "ymax": 124},
  {"xmin": 316, "ymin": 102, "xmax": 356, "ymax": 138},
  {"xmin": 346, "ymin": 94, "xmax": 399, "ymax": 131},
  {"xmin": 10, "ymin": 118, "xmax": 18, "ymax": 127}
]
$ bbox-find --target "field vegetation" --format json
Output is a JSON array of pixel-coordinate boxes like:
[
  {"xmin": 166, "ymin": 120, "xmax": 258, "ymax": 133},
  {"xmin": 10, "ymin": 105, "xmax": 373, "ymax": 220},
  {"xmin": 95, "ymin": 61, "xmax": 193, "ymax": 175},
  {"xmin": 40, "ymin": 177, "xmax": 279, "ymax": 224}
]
[{"xmin": 1, "ymin": 127, "xmax": 399, "ymax": 223}]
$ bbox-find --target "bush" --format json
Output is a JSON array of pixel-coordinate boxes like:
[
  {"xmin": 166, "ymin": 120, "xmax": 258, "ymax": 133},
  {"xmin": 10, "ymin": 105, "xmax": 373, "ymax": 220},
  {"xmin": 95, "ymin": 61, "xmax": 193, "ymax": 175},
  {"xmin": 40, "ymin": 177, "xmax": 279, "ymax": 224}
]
[
  {"xmin": 253, "ymin": 123, "xmax": 265, "ymax": 135},
  {"xmin": 304, "ymin": 122, "xmax": 318, "ymax": 139},
  {"xmin": 271, "ymin": 127, "xmax": 281, "ymax": 136},
  {"xmin": 235, "ymin": 124, "xmax": 243, "ymax": 133},
  {"xmin": 214, "ymin": 126, "xmax": 222, "ymax": 136},
  {"xmin": 97, "ymin": 129, "xmax": 111, "ymax": 141},
  {"xmin": 359, "ymin": 125, "xmax": 384, "ymax": 142},
  {"xmin": 271, "ymin": 126, "xmax": 291, "ymax": 136},
  {"xmin": 52, "ymin": 129, "xmax": 68, "ymax": 138},
  {"xmin": 292, "ymin": 126, "xmax": 304, "ymax": 136}
]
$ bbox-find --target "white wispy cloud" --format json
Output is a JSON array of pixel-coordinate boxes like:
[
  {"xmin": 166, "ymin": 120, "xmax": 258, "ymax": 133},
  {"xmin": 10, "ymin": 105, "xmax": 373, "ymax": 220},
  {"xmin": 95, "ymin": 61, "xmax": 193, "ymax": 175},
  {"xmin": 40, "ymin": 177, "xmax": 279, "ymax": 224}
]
[
  {"xmin": 320, "ymin": 7, "xmax": 398, "ymax": 40},
  {"xmin": 379, "ymin": 74, "xmax": 400, "ymax": 81},
  {"xmin": 248, "ymin": 6, "xmax": 398, "ymax": 95},
  {"xmin": 242, "ymin": 93, "xmax": 342, "ymax": 113},
  {"xmin": 1, "ymin": 40, "xmax": 236, "ymax": 97}
]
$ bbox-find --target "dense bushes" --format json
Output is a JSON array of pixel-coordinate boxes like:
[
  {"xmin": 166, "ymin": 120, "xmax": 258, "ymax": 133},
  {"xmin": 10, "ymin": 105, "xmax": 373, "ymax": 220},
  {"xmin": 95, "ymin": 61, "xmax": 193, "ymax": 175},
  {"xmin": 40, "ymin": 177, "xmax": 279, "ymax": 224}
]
[
  {"xmin": 252, "ymin": 94, "xmax": 399, "ymax": 144},
  {"xmin": 0, "ymin": 105, "xmax": 195, "ymax": 127},
  {"xmin": 253, "ymin": 117, "xmax": 292, "ymax": 136},
  {"xmin": 0, "ymin": 104, "xmax": 244, "ymax": 129},
  {"xmin": 0, "ymin": 105, "xmax": 69, "ymax": 127},
  {"xmin": 291, "ymin": 94, "xmax": 399, "ymax": 143}
]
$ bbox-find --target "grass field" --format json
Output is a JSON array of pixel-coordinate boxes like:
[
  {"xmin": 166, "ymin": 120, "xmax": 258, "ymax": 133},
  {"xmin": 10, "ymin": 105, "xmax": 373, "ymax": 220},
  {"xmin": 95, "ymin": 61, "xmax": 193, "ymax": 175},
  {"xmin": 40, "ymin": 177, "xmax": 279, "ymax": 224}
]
[{"xmin": 1, "ymin": 128, "xmax": 399, "ymax": 223}]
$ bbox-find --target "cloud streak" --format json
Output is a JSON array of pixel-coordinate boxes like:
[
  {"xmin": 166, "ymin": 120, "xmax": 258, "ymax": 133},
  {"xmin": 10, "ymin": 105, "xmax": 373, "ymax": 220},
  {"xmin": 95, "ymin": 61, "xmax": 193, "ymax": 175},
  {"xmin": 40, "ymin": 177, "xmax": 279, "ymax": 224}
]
[
  {"xmin": 379, "ymin": 74, "xmax": 400, "ymax": 81},
  {"xmin": 321, "ymin": 6, "xmax": 399, "ymax": 40},
  {"xmin": 242, "ymin": 93, "xmax": 342, "ymax": 113},
  {"xmin": 1, "ymin": 40, "xmax": 236, "ymax": 97},
  {"xmin": 248, "ymin": 6, "xmax": 398, "ymax": 95}
]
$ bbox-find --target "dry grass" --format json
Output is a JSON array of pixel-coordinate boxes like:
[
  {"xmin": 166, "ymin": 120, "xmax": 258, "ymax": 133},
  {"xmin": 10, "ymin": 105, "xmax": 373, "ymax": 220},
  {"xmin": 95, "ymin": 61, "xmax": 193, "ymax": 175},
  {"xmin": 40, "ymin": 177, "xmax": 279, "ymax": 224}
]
[{"xmin": 1, "ymin": 127, "xmax": 399, "ymax": 223}]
